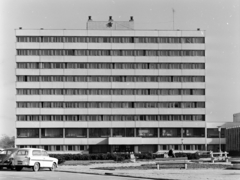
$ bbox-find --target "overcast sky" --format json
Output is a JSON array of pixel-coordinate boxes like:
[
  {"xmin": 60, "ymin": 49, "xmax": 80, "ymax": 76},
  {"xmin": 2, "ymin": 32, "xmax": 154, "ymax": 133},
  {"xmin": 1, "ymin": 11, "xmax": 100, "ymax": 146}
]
[{"xmin": 0, "ymin": 0, "xmax": 239, "ymax": 137}]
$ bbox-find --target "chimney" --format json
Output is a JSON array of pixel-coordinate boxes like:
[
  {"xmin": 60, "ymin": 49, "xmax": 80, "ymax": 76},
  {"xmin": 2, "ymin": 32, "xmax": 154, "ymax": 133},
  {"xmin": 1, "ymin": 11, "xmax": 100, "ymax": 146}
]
[
  {"xmin": 109, "ymin": 16, "xmax": 113, "ymax": 21},
  {"xmin": 88, "ymin": 16, "xmax": 92, "ymax": 21},
  {"xmin": 129, "ymin": 16, "xmax": 134, "ymax": 21}
]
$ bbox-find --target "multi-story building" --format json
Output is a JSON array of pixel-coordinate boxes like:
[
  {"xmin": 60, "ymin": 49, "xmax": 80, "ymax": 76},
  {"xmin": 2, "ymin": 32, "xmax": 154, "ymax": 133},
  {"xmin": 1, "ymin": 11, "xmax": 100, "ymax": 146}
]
[{"xmin": 15, "ymin": 16, "xmax": 225, "ymax": 153}]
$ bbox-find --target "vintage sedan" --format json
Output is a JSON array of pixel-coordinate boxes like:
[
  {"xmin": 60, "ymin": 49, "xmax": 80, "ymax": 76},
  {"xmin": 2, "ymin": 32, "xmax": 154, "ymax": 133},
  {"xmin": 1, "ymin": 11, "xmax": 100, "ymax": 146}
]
[
  {"xmin": 0, "ymin": 148, "xmax": 19, "ymax": 170},
  {"xmin": 12, "ymin": 148, "xmax": 58, "ymax": 172}
]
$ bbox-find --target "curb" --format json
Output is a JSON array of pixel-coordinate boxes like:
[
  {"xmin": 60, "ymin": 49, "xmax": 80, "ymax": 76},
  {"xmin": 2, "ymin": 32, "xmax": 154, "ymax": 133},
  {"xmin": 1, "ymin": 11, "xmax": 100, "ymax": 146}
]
[{"xmin": 56, "ymin": 169, "xmax": 174, "ymax": 180}]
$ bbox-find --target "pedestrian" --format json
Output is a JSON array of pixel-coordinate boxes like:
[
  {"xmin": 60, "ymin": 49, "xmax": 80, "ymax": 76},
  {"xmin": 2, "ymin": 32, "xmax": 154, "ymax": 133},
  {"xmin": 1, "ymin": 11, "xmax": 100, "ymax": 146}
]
[{"xmin": 168, "ymin": 148, "xmax": 175, "ymax": 158}]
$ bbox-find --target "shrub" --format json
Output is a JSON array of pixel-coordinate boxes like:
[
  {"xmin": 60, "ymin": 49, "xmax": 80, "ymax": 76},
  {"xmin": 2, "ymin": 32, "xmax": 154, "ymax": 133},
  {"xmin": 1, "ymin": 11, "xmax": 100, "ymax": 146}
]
[
  {"xmin": 135, "ymin": 152, "xmax": 154, "ymax": 159},
  {"xmin": 175, "ymin": 152, "xmax": 200, "ymax": 159},
  {"xmin": 49, "ymin": 154, "xmax": 66, "ymax": 164},
  {"xmin": 228, "ymin": 151, "xmax": 240, "ymax": 157}
]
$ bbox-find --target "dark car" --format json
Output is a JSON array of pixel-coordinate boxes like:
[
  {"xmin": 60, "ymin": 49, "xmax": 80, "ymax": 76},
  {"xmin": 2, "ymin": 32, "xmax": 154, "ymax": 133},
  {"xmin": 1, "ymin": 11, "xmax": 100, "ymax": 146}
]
[{"xmin": 0, "ymin": 148, "xmax": 19, "ymax": 170}]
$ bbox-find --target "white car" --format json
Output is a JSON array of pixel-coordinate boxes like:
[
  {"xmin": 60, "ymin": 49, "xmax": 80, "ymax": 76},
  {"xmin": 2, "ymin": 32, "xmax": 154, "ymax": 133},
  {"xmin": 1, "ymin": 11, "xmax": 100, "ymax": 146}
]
[{"xmin": 12, "ymin": 148, "xmax": 58, "ymax": 172}]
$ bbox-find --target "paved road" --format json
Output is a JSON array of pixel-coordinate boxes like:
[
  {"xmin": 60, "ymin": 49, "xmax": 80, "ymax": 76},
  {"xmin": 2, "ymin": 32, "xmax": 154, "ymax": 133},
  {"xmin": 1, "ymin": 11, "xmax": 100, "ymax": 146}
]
[{"xmin": 0, "ymin": 168, "xmax": 151, "ymax": 180}]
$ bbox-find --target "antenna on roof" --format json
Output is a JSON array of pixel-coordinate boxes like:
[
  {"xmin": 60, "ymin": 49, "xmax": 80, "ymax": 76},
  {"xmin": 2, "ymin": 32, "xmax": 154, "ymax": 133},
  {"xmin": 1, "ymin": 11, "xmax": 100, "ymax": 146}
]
[{"xmin": 172, "ymin": 8, "xmax": 175, "ymax": 30}]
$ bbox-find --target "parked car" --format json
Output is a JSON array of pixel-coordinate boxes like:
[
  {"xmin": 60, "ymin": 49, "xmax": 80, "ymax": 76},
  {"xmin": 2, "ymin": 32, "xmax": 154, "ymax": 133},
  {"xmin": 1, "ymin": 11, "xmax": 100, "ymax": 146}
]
[
  {"xmin": 0, "ymin": 148, "xmax": 19, "ymax": 170},
  {"xmin": 12, "ymin": 148, "xmax": 58, "ymax": 172}
]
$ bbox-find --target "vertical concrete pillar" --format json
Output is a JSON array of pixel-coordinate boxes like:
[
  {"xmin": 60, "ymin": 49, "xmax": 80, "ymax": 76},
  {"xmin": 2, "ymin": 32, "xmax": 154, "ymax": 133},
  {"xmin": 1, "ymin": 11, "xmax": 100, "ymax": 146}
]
[
  {"xmin": 192, "ymin": 145, "xmax": 195, "ymax": 151},
  {"xmin": 87, "ymin": 128, "xmax": 89, "ymax": 138},
  {"xmin": 158, "ymin": 144, "xmax": 161, "ymax": 151},
  {"xmin": 63, "ymin": 145, "xmax": 66, "ymax": 151},
  {"xmin": 134, "ymin": 128, "xmax": 137, "ymax": 137},
  {"xmin": 110, "ymin": 128, "xmax": 113, "ymax": 137},
  {"xmin": 39, "ymin": 128, "xmax": 41, "ymax": 138},
  {"xmin": 134, "ymin": 145, "xmax": 138, "ymax": 153},
  {"xmin": 63, "ymin": 128, "xmax": 65, "ymax": 138}
]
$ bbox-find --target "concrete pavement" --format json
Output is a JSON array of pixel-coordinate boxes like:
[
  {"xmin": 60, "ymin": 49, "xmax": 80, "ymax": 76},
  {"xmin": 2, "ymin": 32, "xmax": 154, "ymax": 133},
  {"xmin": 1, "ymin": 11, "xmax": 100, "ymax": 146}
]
[{"xmin": 57, "ymin": 161, "xmax": 240, "ymax": 180}]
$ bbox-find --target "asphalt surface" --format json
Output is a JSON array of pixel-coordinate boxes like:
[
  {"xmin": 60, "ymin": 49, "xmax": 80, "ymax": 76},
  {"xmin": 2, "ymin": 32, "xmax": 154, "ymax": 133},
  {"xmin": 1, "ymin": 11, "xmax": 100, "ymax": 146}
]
[{"xmin": 0, "ymin": 168, "xmax": 151, "ymax": 180}]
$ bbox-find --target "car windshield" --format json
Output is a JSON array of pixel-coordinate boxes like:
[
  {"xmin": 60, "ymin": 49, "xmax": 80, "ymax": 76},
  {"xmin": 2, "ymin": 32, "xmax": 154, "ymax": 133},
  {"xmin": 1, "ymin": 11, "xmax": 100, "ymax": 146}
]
[
  {"xmin": 16, "ymin": 150, "xmax": 28, "ymax": 156},
  {"xmin": 0, "ymin": 150, "xmax": 13, "ymax": 155}
]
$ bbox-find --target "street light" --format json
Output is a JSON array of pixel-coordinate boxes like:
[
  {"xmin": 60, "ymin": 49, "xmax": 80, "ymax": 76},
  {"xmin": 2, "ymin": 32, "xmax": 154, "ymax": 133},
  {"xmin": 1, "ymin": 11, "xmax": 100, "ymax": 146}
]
[
  {"xmin": 217, "ymin": 126, "xmax": 221, "ymax": 152},
  {"xmin": 181, "ymin": 129, "xmax": 184, "ymax": 153}
]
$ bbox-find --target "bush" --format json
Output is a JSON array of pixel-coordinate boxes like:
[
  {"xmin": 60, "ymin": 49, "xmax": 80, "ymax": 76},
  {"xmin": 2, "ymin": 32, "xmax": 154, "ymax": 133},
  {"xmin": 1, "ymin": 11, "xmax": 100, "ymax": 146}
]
[
  {"xmin": 228, "ymin": 151, "xmax": 240, "ymax": 157},
  {"xmin": 50, "ymin": 152, "xmax": 202, "ymax": 163},
  {"xmin": 135, "ymin": 152, "xmax": 154, "ymax": 159},
  {"xmin": 49, "ymin": 154, "xmax": 66, "ymax": 164},
  {"xmin": 175, "ymin": 152, "xmax": 200, "ymax": 159}
]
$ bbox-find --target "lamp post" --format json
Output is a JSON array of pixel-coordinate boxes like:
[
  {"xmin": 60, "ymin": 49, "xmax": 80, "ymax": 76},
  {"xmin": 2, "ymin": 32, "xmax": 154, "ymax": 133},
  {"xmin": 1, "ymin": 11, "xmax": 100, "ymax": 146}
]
[
  {"xmin": 217, "ymin": 126, "xmax": 221, "ymax": 152},
  {"xmin": 181, "ymin": 129, "xmax": 184, "ymax": 153}
]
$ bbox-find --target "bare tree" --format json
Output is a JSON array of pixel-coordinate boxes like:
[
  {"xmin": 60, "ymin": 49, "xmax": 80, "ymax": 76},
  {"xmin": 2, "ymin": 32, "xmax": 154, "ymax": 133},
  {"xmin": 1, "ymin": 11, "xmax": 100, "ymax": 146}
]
[{"xmin": 0, "ymin": 135, "xmax": 15, "ymax": 148}]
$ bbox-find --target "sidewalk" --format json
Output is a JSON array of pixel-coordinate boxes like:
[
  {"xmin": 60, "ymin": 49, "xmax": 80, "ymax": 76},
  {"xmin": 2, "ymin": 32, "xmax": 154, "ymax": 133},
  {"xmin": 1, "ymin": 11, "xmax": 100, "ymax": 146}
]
[{"xmin": 56, "ymin": 162, "xmax": 240, "ymax": 180}]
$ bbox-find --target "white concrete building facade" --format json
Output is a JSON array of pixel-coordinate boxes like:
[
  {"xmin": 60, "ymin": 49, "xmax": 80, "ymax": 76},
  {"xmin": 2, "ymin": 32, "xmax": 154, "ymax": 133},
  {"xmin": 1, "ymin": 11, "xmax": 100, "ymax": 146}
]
[{"xmin": 15, "ymin": 17, "xmax": 225, "ymax": 153}]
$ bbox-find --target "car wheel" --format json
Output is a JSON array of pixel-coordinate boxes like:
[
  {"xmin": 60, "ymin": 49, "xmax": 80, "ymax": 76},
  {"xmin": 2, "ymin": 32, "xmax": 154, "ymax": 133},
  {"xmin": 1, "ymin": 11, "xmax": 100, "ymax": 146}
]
[
  {"xmin": 16, "ymin": 167, "xmax": 23, "ymax": 171},
  {"xmin": 32, "ymin": 162, "xmax": 40, "ymax": 172},
  {"xmin": 49, "ymin": 162, "xmax": 57, "ymax": 171}
]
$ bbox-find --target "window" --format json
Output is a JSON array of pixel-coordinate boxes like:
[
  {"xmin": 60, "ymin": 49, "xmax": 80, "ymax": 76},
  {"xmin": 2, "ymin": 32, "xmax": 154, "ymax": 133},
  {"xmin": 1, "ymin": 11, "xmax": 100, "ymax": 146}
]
[
  {"xmin": 52, "ymin": 115, "xmax": 63, "ymax": 121},
  {"xmin": 17, "ymin": 36, "xmax": 40, "ymax": 42},
  {"xmin": 17, "ymin": 128, "xmax": 39, "ymax": 138},
  {"xmin": 32, "ymin": 150, "xmax": 41, "ymax": 156},
  {"xmin": 16, "ymin": 150, "xmax": 28, "ymax": 156},
  {"xmin": 41, "ymin": 128, "xmax": 63, "ymax": 138},
  {"xmin": 75, "ymin": 50, "xmax": 87, "ymax": 56},
  {"xmin": 65, "ymin": 128, "xmax": 87, "ymax": 138},
  {"xmin": 193, "ymin": 115, "xmax": 205, "ymax": 121},
  {"xmin": 137, "ymin": 128, "xmax": 157, "ymax": 137},
  {"xmin": 42, "ymin": 36, "xmax": 63, "ymax": 42},
  {"xmin": 161, "ymin": 128, "xmax": 181, "ymax": 137},
  {"xmin": 52, "ymin": 76, "xmax": 63, "ymax": 82},
  {"xmin": 207, "ymin": 128, "xmax": 225, "ymax": 138},
  {"xmin": 89, "ymin": 128, "xmax": 111, "ymax": 138},
  {"xmin": 113, "ymin": 128, "xmax": 125, "ymax": 137},
  {"xmin": 52, "ymin": 63, "xmax": 64, "ymax": 69},
  {"xmin": 65, "ymin": 37, "xmax": 87, "ymax": 43},
  {"xmin": 42, "ymin": 115, "xmax": 51, "ymax": 121},
  {"xmin": 183, "ymin": 128, "xmax": 205, "ymax": 137}
]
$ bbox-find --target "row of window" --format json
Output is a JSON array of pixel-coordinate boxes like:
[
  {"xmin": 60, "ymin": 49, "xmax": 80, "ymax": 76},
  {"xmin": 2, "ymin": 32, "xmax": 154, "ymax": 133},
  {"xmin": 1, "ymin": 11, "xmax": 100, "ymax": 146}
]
[
  {"xmin": 17, "ymin": 50, "xmax": 205, "ymax": 56},
  {"xmin": 17, "ymin": 145, "xmax": 85, "ymax": 151},
  {"xmin": 17, "ymin": 102, "xmax": 205, "ymax": 108},
  {"xmin": 16, "ymin": 128, "xmax": 224, "ymax": 138},
  {"xmin": 17, "ymin": 89, "xmax": 205, "ymax": 95},
  {"xmin": 17, "ymin": 36, "xmax": 204, "ymax": 43},
  {"xmin": 17, "ymin": 62, "xmax": 205, "ymax": 69},
  {"xmin": 17, "ymin": 115, "xmax": 205, "ymax": 121},
  {"xmin": 16, "ymin": 144, "xmax": 205, "ymax": 152},
  {"xmin": 17, "ymin": 76, "xmax": 205, "ymax": 82},
  {"xmin": 17, "ymin": 144, "xmax": 225, "ymax": 152}
]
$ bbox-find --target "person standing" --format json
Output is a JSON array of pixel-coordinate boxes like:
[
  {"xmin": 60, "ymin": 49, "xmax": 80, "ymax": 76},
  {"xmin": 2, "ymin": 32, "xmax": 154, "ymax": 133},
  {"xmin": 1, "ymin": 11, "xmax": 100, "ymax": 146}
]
[{"xmin": 168, "ymin": 148, "xmax": 175, "ymax": 157}]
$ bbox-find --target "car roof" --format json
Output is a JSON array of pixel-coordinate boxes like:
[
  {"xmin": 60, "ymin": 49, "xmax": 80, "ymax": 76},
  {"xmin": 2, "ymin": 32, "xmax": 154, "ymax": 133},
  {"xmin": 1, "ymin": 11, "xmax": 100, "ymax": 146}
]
[
  {"xmin": 18, "ymin": 148, "xmax": 45, "ymax": 151},
  {"xmin": 2, "ymin": 148, "xmax": 19, "ymax": 151}
]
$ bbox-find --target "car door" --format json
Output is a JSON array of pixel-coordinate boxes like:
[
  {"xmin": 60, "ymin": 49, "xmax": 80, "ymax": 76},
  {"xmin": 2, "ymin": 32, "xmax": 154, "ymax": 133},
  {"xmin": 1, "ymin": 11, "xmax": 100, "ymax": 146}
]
[
  {"xmin": 41, "ymin": 150, "xmax": 52, "ymax": 167},
  {"xmin": 32, "ymin": 150, "xmax": 45, "ymax": 167}
]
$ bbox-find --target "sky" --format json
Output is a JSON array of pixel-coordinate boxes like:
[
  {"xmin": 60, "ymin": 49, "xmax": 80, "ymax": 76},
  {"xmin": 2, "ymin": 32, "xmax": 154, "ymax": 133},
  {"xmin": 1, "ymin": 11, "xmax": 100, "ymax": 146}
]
[{"xmin": 0, "ymin": 0, "xmax": 239, "ymax": 137}]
